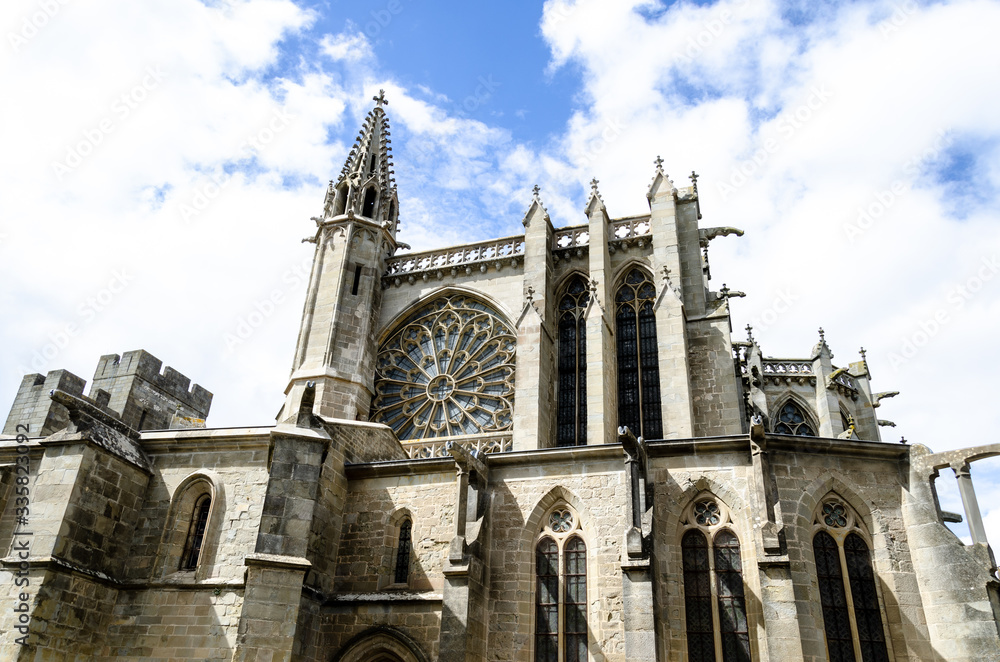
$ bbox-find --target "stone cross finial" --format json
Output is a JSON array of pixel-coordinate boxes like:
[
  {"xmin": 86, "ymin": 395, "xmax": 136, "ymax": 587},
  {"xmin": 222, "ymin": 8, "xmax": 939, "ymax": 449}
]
[
  {"xmin": 590, "ymin": 177, "xmax": 599, "ymax": 191},
  {"xmin": 746, "ymin": 324, "xmax": 754, "ymax": 343},
  {"xmin": 900, "ymin": 436, "xmax": 907, "ymax": 444},
  {"xmin": 525, "ymin": 286, "xmax": 535, "ymax": 305},
  {"xmin": 654, "ymin": 155, "xmax": 664, "ymax": 171},
  {"xmin": 373, "ymin": 89, "xmax": 388, "ymax": 107},
  {"xmin": 859, "ymin": 347, "xmax": 867, "ymax": 361},
  {"xmin": 690, "ymin": 170, "xmax": 699, "ymax": 188},
  {"xmin": 720, "ymin": 284, "xmax": 730, "ymax": 298},
  {"xmin": 532, "ymin": 184, "xmax": 541, "ymax": 198},
  {"xmin": 818, "ymin": 327, "xmax": 826, "ymax": 342},
  {"xmin": 660, "ymin": 265, "xmax": 671, "ymax": 282}
]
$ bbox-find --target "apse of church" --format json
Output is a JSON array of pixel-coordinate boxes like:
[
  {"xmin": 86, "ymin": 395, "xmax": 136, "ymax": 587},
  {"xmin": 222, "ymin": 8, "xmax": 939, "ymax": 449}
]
[{"xmin": 1, "ymin": 92, "xmax": 999, "ymax": 662}]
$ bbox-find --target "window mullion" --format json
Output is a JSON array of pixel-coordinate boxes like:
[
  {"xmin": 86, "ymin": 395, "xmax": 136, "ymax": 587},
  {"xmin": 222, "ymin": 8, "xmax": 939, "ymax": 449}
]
[
  {"xmin": 838, "ymin": 541, "xmax": 864, "ymax": 662},
  {"xmin": 558, "ymin": 543, "xmax": 564, "ymax": 662}
]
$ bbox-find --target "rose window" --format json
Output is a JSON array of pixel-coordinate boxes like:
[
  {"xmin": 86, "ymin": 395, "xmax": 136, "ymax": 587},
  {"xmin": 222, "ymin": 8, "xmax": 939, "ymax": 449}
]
[
  {"xmin": 372, "ymin": 295, "xmax": 516, "ymax": 440},
  {"xmin": 694, "ymin": 499, "xmax": 721, "ymax": 526},
  {"xmin": 549, "ymin": 509, "xmax": 574, "ymax": 533},
  {"xmin": 822, "ymin": 501, "xmax": 848, "ymax": 528}
]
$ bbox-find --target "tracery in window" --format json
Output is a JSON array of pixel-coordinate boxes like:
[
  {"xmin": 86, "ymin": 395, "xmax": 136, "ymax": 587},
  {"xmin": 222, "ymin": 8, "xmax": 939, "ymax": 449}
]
[
  {"xmin": 773, "ymin": 401, "xmax": 816, "ymax": 436},
  {"xmin": 615, "ymin": 268, "xmax": 662, "ymax": 440},
  {"xmin": 681, "ymin": 496, "xmax": 751, "ymax": 662},
  {"xmin": 812, "ymin": 496, "xmax": 890, "ymax": 662},
  {"xmin": 535, "ymin": 506, "xmax": 587, "ymax": 662},
  {"xmin": 394, "ymin": 518, "xmax": 412, "ymax": 584},
  {"xmin": 373, "ymin": 295, "xmax": 516, "ymax": 440},
  {"xmin": 181, "ymin": 493, "xmax": 211, "ymax": 570},
  {"xmin": 557, "ymin": 276, "xmax": 589, "ymax": 446}
]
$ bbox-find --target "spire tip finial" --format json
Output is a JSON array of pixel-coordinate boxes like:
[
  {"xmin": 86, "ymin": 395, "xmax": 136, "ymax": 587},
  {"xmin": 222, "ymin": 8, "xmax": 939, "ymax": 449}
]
[{"xmin": 373, "ymin": 89, "xmax": 388, "ymax": 108}]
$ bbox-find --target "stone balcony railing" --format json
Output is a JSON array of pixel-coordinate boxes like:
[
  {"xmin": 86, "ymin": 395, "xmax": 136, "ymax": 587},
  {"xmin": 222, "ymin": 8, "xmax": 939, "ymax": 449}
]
[
  {"xmin": 400, "ymin": 431, "xmax": 513, "ymax": 459},
  {"xmin": 384, "ymin": 235, "xmax": 524, "ymax": 284},
  {"xmin": 610, "ymin": 215, "xmax": 652, "ymax": 248},
  {"xmin": 762, "ymin": 359, "xmax": 814, "ymax": 376}
]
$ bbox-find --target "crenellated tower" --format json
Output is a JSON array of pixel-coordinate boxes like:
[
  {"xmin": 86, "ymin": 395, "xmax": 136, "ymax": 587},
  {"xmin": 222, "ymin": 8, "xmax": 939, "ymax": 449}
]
[{"xmin": 280, "ymin": 90, "xmax": 401, "ymax": 422}]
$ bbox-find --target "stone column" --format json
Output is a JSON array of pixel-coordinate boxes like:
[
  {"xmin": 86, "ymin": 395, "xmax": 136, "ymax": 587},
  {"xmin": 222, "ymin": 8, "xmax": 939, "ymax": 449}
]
[
  {"xmin": 953, "ymin": 462, "xmax": 989, "ymax": 545},
  {"xmin": 620, "ymin": 429, "xmax": 656, "ymax": 660},
  {"xmin": 513, "ymin": 190, "xmax": 554, "ymax": 450}
]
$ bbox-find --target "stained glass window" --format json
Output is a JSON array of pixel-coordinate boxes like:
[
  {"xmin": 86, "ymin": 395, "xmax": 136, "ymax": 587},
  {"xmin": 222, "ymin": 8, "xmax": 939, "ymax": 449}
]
[
  {"xmin": 845, "ymin": 534, "xmax": 890, "ymax": 662},
  {"xmin": 394, "ymin": 519, "xmax": 412, "ymax": 584},
  {"xmin": 563, "ymin": 537, "xmax": 588, "ymax": 662},
  {"xmin": 683, "ymin": 499, "xmax": 752, "ymax": 662},
  {"xmin": 813, "ymin": 503, "xmax": 889, "ymax": 662},
  {"xmin": 373, "ymin": 295, "xmax": 516, "ymax": 440},
  {"xmin": 683, "ymin": 530, "xmax": 716, "ymax": 662},
  {"xmin": 773, "ymin": 401, "xmax": 816, "ymax": 436},
  {"xmin": 616, "ymin": 269, "xmax": 662, "ymax": 439},
  {"xmin": 535, "ymin": 538, "xmax": 559, "ymax": 662},
  {"xmin": 814, "ymin": 531, "xmax": 855, "ymax": 662},
  {"xmin": 557, "ymin": 276, "xmax": 589, "ymax": 446},
  {"xmin": 535, "ymin": 508, "xmax": 587, "ymax": 662},
  {"xmin": 715, "ymin": 531, "xmax": 751, "ymax": 662},
  {"xmin": 182, "ymin": 493, "xmax": 211, "ymax": 570}
]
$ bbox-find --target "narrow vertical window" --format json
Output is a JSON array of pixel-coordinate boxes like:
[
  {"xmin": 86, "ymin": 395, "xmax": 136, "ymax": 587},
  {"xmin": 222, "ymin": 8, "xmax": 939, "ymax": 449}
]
[
  {"xmin": 557, "ymin": 277, "xmax": 589, "ymax": 446},
  {"xmin": 812, "ymin": 496, "xmax": 889, "ymax": 662},
  {"xmin": 683, "ymin": 529, "xmax": 716, "ymax": 662},
  {"xmin": 351, "ymin": 264, "xmax": 363, "ymax": 295},
  {"xmin": 683, "ymin": 498, "xmax": 753, "ymax": 662},
  {"xmin": 814, "ymin": 531, "xmax": 854, "ymax": 662},
  {"xmin": 535, "ymin": 508, "xmax": 587, "ymax": 662},
  {"xmin": 714, "ymin": 531, "xmax": 751, "ymax": 662},
  {"xmin": 616, "ymin": 268, "xmax": 662, "ymax": 439},
  {"xmin": 563, "ymin": 537, "xmax": 588, "ymax": 662},
  {"xmin": 535, "ymin": 537, "xmax": 559, "ymax": 662},
  {"xmin": 394, "ymin": 519, "xmax": 412, "ymax": 584},
  {"xmin": 362, "ymin": 188, "xmax": 377, "ymax": 217},
  {"xmin": 181, "ymin": 493, "xmax": 211, "ymax": 570},
  {"xmin": 844, "ymin": 534, "xmax": 889, "ymax": 662}
]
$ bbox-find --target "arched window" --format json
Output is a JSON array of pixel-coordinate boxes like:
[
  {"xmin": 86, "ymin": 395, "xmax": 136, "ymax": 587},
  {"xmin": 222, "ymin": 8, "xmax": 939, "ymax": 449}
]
[
  {"xmin": 335, "ymin": 183, "xmax": 348, "ymax": 216},
  {"xmin": 681, "ymin": 497, "xmax": 751, "ymax": 662},
  {"xmin": 615, "ymin": 268, "xmax": 662, "ymax": 439},
  {"xmin": 372, "ymin": 294, "xmax": 516, "ymax": 440},
  {"xmin": 812, "ymin": 497, "xmax": 889, "ymax": 662},
  {"xmin": 535, "ymin": 507, "xmax": 587, "ymax": 662},
  {"xmin": 394, "ymin": 518, "xmax": 412, "ymax": 584},
  {"xmin": 362, "ymin": 188, "xmax": 377, "ymax": 218},
  {"xmin": 557, "ymin": 276, "xmax": 589, "ymax": 446},
  {"xmin": 773, "ymin": 400, "xmax": 816, "ymax": 436},
  {"xmin": 181, "ymin": 493, "xmax": 211, "ymax": 570}
]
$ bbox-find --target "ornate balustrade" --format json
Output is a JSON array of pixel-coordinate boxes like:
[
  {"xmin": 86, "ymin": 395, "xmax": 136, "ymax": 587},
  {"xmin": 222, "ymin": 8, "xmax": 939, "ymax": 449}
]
[
  {"xmin": 610, "ymin": 215, "xmax": 652, "ymax": 246},
  {"xmin": 554, "ymin": 224, "xmax": 590, "ymax": 250},
  {"xmin": 384, "ymin": 235, "xmax": 524, "ymax": 283},
  {"xmin": 400, "ymin": 432, "xmax": 513, "ymax": 459},
  {"xmin": 762, "ymin": 359, "xmax": 813, "ymax": 376}
]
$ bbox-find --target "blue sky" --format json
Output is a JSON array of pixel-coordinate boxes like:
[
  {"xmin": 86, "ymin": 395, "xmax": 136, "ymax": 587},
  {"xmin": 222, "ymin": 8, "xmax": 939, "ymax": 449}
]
[{"xmin": 1, "ymin": 0, "xmax": 999, "ymax": 543}]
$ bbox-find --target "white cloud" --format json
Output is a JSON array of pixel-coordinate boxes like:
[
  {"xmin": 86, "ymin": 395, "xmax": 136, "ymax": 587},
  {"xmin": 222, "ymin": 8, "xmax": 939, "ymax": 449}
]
[{"xmin": 320, "ymin": 28, "xmax": 373, "ymax": 62}]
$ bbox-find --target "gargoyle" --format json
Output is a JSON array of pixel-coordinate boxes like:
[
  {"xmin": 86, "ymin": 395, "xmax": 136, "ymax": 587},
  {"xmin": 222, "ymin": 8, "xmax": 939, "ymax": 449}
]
[
  {"xmin": 877, "ymin": 419, "xmax": 896, "ymax": 427},
  {"xmin": 873, "ymin": 391, "xmax": 899, "ymax": 407},
  {"xmin": 699, "ymin": 226, "xmax": 744, "ymax": 247}
]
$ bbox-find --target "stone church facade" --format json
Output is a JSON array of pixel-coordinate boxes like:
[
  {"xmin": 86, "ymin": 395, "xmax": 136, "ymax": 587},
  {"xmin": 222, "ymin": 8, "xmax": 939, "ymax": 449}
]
[{"xmin": 1, "ymin": 94, "xmax": 999, "ymax": 661}]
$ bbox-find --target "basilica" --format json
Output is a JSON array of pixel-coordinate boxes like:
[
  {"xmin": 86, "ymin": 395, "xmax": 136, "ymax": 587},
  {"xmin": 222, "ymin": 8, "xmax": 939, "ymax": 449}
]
[{"xmin": 1, "ymin": 93, "xmax": 998, "ymax": 661}]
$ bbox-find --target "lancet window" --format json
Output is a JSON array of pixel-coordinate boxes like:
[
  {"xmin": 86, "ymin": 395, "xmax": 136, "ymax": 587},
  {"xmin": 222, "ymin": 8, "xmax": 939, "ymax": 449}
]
[
  {"xmin": 813, "ymin": 497, "xmax": 889, "ymax": 662},
  {"xmin": 181, "ymin": 493, "xmax": 211, "ymax": 570},
  {"xmin": 615, "ymin": 268, "xmax": 662, "ymax": 439},
  {"xmin": 394, "ymin": 518, "xmax": 412, "ymax": 584},
  {"xmin": 681, "ymin": 497, "xmax": 751, "ymax": 662},
  {"xmin": 535, "ymin": 507, "xmax": 587, "ymax": 662},
  {"xmin": 557, "ymin": 276, "xmax": 590, "ymax": 446},
  {"xmin": 372, "ymin": 294, "xmax": 516, "ymax": 440}
]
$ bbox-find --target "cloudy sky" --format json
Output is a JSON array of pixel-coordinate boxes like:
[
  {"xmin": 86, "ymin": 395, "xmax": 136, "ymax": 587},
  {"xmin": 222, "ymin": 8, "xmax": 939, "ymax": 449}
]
[{"xmin": 2, "ymin": 0, "xmax": 998, "ymax": 543}]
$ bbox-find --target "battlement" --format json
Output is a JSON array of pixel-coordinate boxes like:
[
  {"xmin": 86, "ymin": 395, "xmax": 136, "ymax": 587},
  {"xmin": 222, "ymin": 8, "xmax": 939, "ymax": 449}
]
[
  {"xmin": 2, "ymin": 369, "xmax": 87, "ymax": 436},
  {"xmin": 92, "ymin": 350, "xmax": 213, "ymax": 414}
]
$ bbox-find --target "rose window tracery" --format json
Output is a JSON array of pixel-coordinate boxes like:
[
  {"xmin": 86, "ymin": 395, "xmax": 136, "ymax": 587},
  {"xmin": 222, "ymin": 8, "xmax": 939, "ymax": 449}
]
[{"xmin": 372, "ymin": 295, "xmax": 516, "ymax": 440}]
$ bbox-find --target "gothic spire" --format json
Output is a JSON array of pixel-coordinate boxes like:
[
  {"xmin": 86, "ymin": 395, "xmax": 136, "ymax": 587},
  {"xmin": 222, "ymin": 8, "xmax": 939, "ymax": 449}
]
[{"xmin": 323, "ymin": 89, "xmax": 399, "ymax": 234}]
